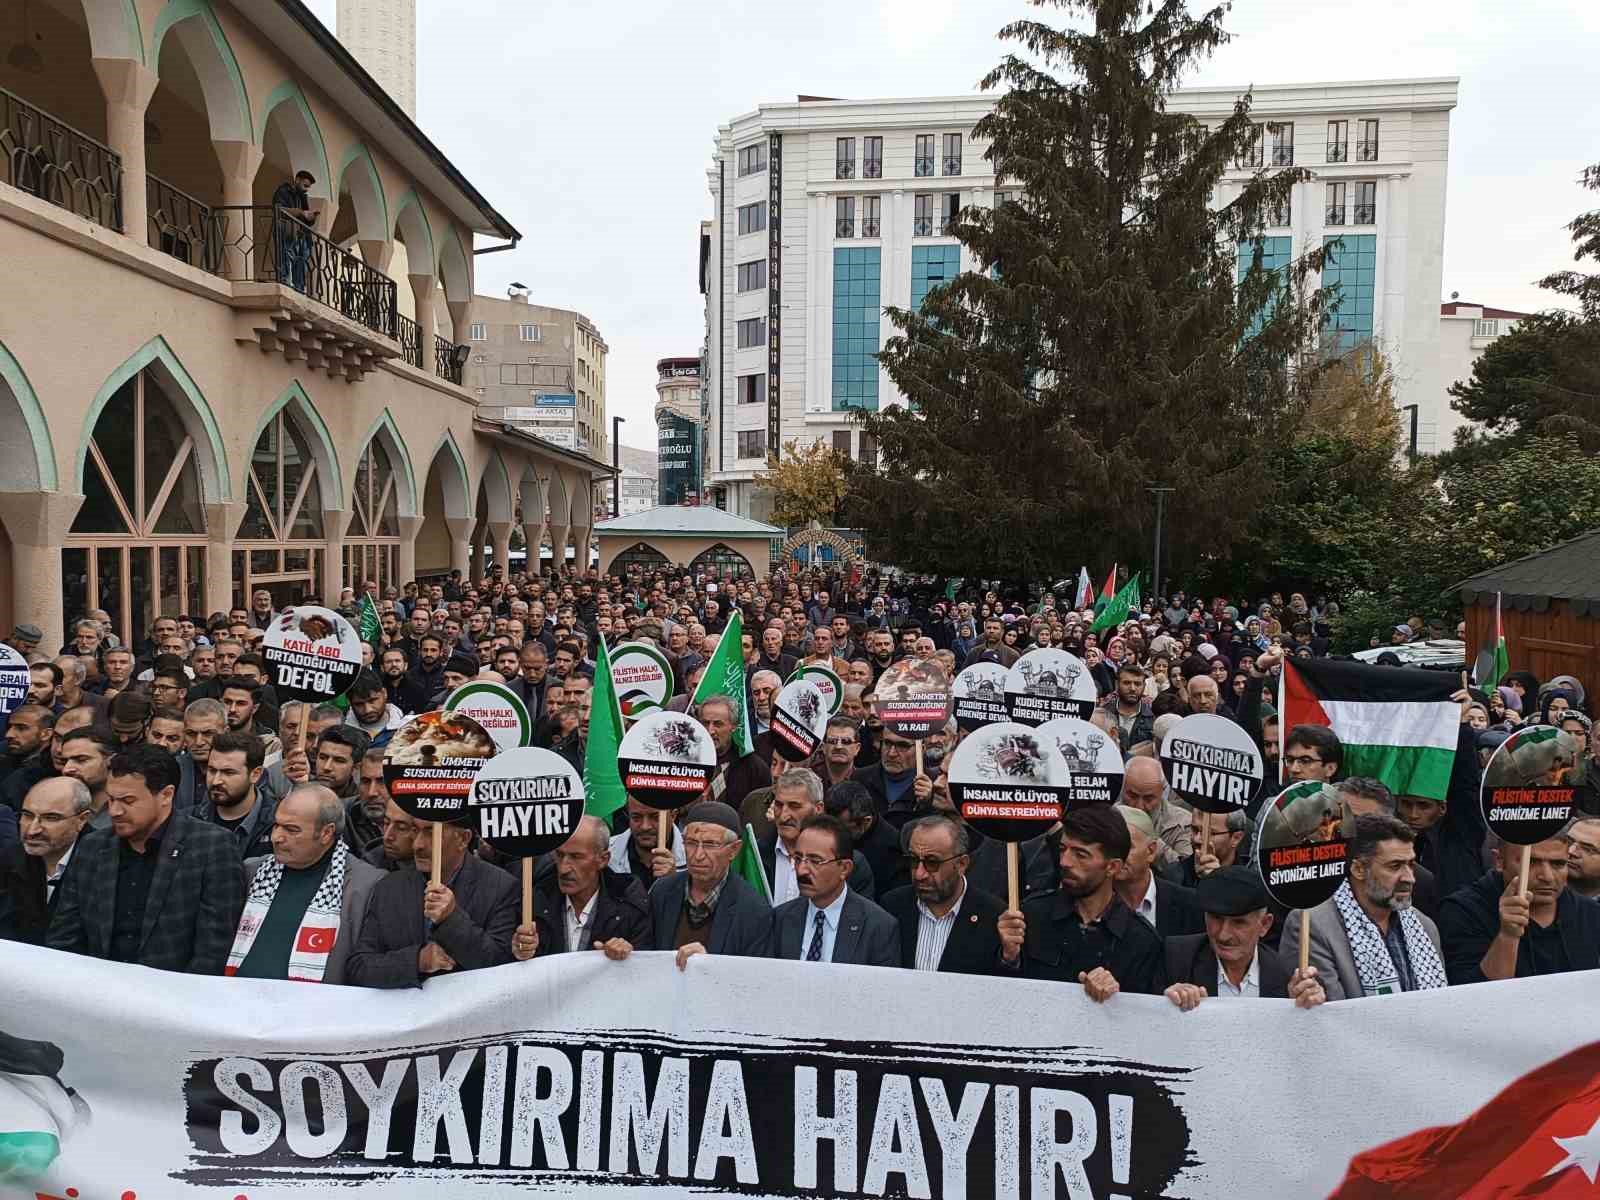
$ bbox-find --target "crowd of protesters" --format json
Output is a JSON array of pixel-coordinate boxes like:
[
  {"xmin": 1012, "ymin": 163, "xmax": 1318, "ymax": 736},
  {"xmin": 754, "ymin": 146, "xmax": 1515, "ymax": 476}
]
[{"xmin": 1, "ymin": 564, "xmax": 1596, "ymax": 1011}]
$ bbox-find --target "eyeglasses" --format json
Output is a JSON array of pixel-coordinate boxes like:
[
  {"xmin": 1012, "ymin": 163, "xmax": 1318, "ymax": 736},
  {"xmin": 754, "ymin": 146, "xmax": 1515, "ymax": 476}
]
[
  {"xmin": 790, "ymin": 853, "xmax": 843, "ymax": 869},
  {"xmin": 1284, "ymin": 754, "xmax": 1325, "ymax": 768},
  {"xmin": 903, "ymin": 853, "xmax": 964, "ymax": 873},
  {"xmin": 683, "ymin": 838, "xmax": 732, "ymax": 854},
  {"xmin": 824, "ymin": 736, "xmax": 857, "ymax": 747},
  {"xmin": 1570, "ymin": 840, "xmax": 1600, "ymax": 858},
  {"xmin": 882, "ymin": 740, "xmax": 915, "ymax": 752}
]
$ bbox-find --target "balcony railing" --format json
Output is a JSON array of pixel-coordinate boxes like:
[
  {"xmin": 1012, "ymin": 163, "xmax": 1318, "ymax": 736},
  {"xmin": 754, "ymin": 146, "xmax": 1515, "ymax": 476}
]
[
  {"xmin": 835, "ymin": 216, "xmax": 856, "ymax": 238},
  {"xmin": 396, "ymin": 313, "xmax": 422, "ymax": 369},
  {"xmin": 1325, "ymin": 206, "xmax": 1346, "ymax": 226},
  {"xmin": 1353, "ymin": 203, "xmax": 1376, "ymax": 225},
  {"xmin": 147, "ymin": 173, "xmax": 211, "ymax": 268},
  {"xmin": 835, "ymin": 159, "xmax": 854, "ymax": 179},
  {"xmin": 863, "ymin": 159, "xmax": 882, "ymax": 179},
  {"xmin": 913, "ymin": 217, "xmax": 933, "ymax": 237},
  {"xmin": 1356, "ymin": 139, "xmax": 1379, "ymax": 162},
  {"xmin": 861, "ymin": 217, "xmax": 881, "ymax": 238},
  {"xmin": 435, "ymin": 333, "xmax": 464, "ymax": 384},
  {"xmin": 943, "ymin": 155, "xmax": 962, "ymax": 176},
  {"xmin": 0, "ymin": 86, "xmax": 122, "ymax": 229},
  {"xmin": 914, "ymin": 156, "xmax": 935, "ymax": 177},
  {"xmin": 203, "ymin": 205, "xmax": 398, "ymax": 340},
  {"xmin": 1326, "ymin": 142, "xmax": 1348, "ymax": 163},
  {"xmin": 1270, "ymin": 145, "xmax": 1295, "ymax": 166}
]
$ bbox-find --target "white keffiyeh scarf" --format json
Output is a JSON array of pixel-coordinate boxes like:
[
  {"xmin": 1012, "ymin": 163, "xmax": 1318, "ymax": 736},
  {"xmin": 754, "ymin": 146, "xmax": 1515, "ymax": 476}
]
[
  {"xmin": 1331, "ymin": 880, "xmax": 1447, "ymax": 997},
  {"xmin": 226, "ymin": 841, "xmax": 349, "ymax": 982}
]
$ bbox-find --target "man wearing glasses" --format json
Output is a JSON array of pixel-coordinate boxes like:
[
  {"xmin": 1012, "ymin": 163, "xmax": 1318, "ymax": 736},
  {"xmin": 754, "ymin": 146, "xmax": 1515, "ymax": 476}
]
[
  {"xmin": 851, "ymin": 727, "xmax": 933, "ymax": 831},
  {"xmin": 769, "ymin": 813, "xmax": 897, "ymax": 967},
  {"xmin": 1568, "ymin": 818, "xmax": 1600, "ymax": 900},
  {"xmin": 644, "ymin": 801, "xmax": 771, "ymax": 967},
  {"xmin": 879, "ymin": 814, "xmax": 1005, "ymax": 975},
  {"xmin": 0, "ymin": 778, "xmax": 91, "ymax": 943}
]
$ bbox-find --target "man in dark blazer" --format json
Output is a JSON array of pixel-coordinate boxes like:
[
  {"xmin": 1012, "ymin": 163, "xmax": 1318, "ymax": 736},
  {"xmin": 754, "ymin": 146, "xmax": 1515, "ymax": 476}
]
[
  {"xmin": 879, "ymin": 814, "xmax": 1005, "ymax": 975},
  {"xmin": 769, "ymin": 814, "xmax": 898, "ymax": 967},
  {"xmin": 0, "ymin": 776, "xmax": 91, "ymax": 944},
  {"xmin": 1113, "ymin": 804, "xmax": 1205, "ymax": 937},
  {"xmin": 47, "ymin": 744, "xmax": 243, "ymax": 973},
  {"xmin": 529, "ymin": 815, "xmax": 652, "ymax": 956},
  {"xmin": 1163, "ymin": 867, "xmax": 1327, "ymax": 1009},
  {"xmin": 647, "ymin": 801, "xmax": 769, "ymax": 960},
  {"xmin": 758, "ymin": 769, "xmax": 876, "ymax": 905}
]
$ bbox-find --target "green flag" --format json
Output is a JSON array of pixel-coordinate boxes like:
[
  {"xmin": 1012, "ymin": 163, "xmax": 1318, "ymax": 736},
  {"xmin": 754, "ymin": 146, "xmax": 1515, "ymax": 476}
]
[
  {"xmin": 1091, "ymin": 573, "xmax": 1141, "ymax": 633},
  {"xmin": 690, "ymin": 609, "xmax": 753, "ymax": 758},
  {"xmin": 731, "ymin": 823, "xmax": 771, "ymax": 903},
  {"xmin": 582, "ymin": 634, "xmax": 627, "ymax": 821},
  {"xmin": 357, "ymin": 592, "xmax": 381, "ymax": 647}
]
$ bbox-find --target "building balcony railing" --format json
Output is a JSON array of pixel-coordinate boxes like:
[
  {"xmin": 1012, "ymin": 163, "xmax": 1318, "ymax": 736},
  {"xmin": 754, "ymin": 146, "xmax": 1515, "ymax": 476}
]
[
  {"xmin": 914, "ymin": 156, "xmax": 935, "ymax": 177},
  {"xmin": 0, "ymin": 86, "xmax": 122, "ymax": 230},
  {"xmin": 1270, "ymin": 145, "xmax": 1295, "ymax": 166},
  {"xmin": 396, "ymin": 313, "xmax": 422, "ymax": 370},
  {"xmin": 1353, "ymin": 203, "xmax": 1376, "ymax": 225},
  {"xmin": 435, "ymin": 333, "xmax": 464, "ymax": 384},
  {"xmin": 835, "ymin": 216, "xmax": 856, "ymax": 238},
  {"xmin": 863, "ymin": 159, "xmax": 882, "ymax": 179},
  {"xmin": 204, "ymin": 205, "xmax": 398, "ymax": 340},
  {"xmin": 943, "ymin": 155, "xmax": 962, "ymax": 176},
  {"xmin": 914, "ymin": 217, "xmax": 954, "ymax": 237},
  {"xmin": 835, "ymin": 159, "xmax": 854, "ymax": 179},
  {"xmin": 861, "ymin": 217, "xmax": 881, "ymax": 238},
  {"xmin": 147, "ymin": 173, "xmax": 212, "ymax": 269},
  {"xmin": 1356, "ymin": 139, "xmax": 1379, "ymax": 162},
  {"xmin": 1326, "ymin": 141, "xmax": 1348, "ymax": 163},
  {"xmin": 1325, "ymin": 206, "xmax": 1346, "ymax": 226},
  {"xmin": 1237, "ymin": 149, "xmax": 1264, "ymax": 169}
]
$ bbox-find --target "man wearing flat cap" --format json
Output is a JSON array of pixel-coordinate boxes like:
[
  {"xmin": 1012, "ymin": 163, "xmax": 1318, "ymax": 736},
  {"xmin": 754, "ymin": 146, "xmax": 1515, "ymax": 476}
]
[
  {"xmin": 647, "ymin": 801, "xmax": 771, "ymax": 967},
  {"xmin": 1163, "ymin": 867, "xmax": 1327, "ymax": 1009}
]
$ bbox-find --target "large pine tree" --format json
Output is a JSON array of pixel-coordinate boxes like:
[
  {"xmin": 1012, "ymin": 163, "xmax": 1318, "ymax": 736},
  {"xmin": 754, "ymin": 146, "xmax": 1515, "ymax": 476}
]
[{"xmin": 845, "ymin": 0, "xmax": 1332, "ymax": 580}]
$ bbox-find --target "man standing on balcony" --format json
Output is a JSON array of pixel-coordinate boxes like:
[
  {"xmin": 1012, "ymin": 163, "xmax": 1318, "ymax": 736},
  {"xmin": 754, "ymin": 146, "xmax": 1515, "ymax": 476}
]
[{"xmin": 270, "ymin": 170, "xmax": 319, "ymax": 292}]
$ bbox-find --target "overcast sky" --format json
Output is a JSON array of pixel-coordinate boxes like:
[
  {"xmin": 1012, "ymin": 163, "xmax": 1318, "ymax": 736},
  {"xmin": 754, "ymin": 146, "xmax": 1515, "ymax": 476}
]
[{"xmin": 306, "ymin": 0, "xmax": 1600, "ymax": 452}]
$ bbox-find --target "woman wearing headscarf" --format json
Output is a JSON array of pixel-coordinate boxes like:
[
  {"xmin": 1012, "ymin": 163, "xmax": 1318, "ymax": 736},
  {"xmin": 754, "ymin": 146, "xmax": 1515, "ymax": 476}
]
[{"xmin": 951, "ymin": 620, "xmax": 977, "ymax": 663}]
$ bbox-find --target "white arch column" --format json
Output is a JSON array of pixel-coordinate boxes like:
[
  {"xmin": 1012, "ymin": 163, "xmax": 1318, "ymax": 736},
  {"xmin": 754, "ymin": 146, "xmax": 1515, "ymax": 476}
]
[
  {"xmin": 204, "ymin": 501, "xmax": 245, "ymax": 616},
  {"xmin": 445, "ymin": 516, "xmax": 473, "ymax": 579}
]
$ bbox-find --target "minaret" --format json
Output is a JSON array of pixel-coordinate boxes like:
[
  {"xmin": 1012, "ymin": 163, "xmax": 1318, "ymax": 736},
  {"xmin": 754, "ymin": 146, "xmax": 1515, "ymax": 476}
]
[{"xmin": 336, "ymin": 0, "xmax": 417, "ymax": 118}]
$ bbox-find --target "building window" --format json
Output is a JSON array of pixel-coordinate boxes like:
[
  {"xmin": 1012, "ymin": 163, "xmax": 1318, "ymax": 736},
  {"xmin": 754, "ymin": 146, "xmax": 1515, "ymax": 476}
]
[
  {"xmin": 943, "ymin": 132, "xmax": 962, "ymax": 175},
  {"xmin": 862, "ymin": 195, "xmax": 881, "ymax": 238},
  {"xmin": 1236, "ymin": 236, "xmax": 1293, "ymax": 338},
  {"xmin": 736, "ymin": 430, "xmax": 767, "ymax": 459},
  {"xmin": 1237, "ymin": 124, "xmax": 1263, "ymax": 169},
  {"xmin": 832, "ymin": 246, "xmax": 881, "ymax": 413},
  {"xmin": 913, "ymin": 193, "xmax": 934, "ymax": 237},
  {"xmin": 1266, "ymin": 197, "xmax": 1290, "ymax": 228},
  {"xmin": 468, "ymin": 321, "xmax": 486, "ymax": 341},
  {"xmin": 940, "ymin": 192, "xmax": 961, "ymax": 235},
  {"xmin": 1325, "ymin": 182, "xmax": 1346, "ymax": 226},
  {"xmin": 836, "ymin": 137, "xmax": 855, "ymax": 179},
  {"xmin": 500, "ymin": 363, "xmax": 536, "ymax": 385},
  {"xmin": 1268, "ymin": 122, "xmax": 1294, "ymax": 166},
  {"xmin": 1473, "ymin": 319, "xmax": 1501, "ymax": 337},
  {"xmin": 836, "ymin": 196, "xmax": 856, "ymax": 238},
  {"xmin": 1321, "ymin": 233, "xmax": 1376, "ymax": 355},
  {"xmin": 736, "ymin": 317, "xmax": 765, "ymax": 348},
  {"xmin": 736, "ymin": 260, "xmax": 767, "ymax": 292},
  {"xmin": 345, "ymin": 437, "xmax": 400, "ymax": 594},
  {"xmin": 859, "ymin": 432, "xmax": 877, "ymax": 469},
  {"xmin": 915, "ymin": 134, "xmax": 935, "ymax": 177},
  {"xmin": 737, "ymin": 374, "xmax": 765, "ymax": 404},
  {"xmin": 1357, "ymin": 119, "xmax": 1380, "ymax": 162},
  {"xmin": 737, "ymin": 144, "xmax": 767, "ymax": 176},
  {"xmin": 863, "ymin": 136, "xmax": 882, "ymax": 178},
  {"xmin": 1354, "ymin": 181, "xmax": 1376, "ymax": 225},
  {"xmin": 519, "ymin": 324, "xmax": 541, "ymax": 342},
  {"xmin": 911, "ymin": 244, "xmax": 960, "ymax": 314},
  {"xmin": 1326, "ymin": 120, "xmax": 1348, "ymax": 163},
  {"xmin": 832, "ymin": 430, "xmax": 852, "ymax": 459},
  {"xmin": 736, "ymin": 202, "xmax": 767, "ymax": 235}
]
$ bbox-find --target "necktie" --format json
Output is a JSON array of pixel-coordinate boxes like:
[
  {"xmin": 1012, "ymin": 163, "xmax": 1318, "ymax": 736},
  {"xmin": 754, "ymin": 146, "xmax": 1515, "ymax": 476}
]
[{"xmin": 806, "ymin": 909, "xmax": 826, "ymax": 961}]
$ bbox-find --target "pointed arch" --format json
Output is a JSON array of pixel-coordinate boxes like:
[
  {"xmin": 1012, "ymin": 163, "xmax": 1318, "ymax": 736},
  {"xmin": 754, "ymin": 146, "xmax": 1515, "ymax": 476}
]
[
  {"xmin": 516, "ymin": 463, "xmax": 544, "ymax": 529},
  {"xmin": 424, "ymin": 429, "xmax": 470, "ymax": 521},
  {"xmin": 79, "ymin": 0, "xmax": 145, "ymax": 63},
  {"xmin": 393, "ymin": 188, "xmax": 436, "ymax": 276},
  {"xmin": 438, "ymin": 227, "xmax": 472, "ymax": 305},
  {"xmin": 0, "ymin": 340, "xmax": 58, "ymax": 491},
  {"xmin": 250, "ymin": 380, "xmax": 342, "ymax": 514},
  {"xmin": 353, "ymin": 408, "xmax": 416, "ymax": 516},
  {"xmin": 259, "ymin": 81, "xmax": 331, "ymax": 203},
  {"xmin": 78, "ymin": 336, "xmax": 228, "ymax": 501},
  {"xmin": 476, "ymin": 451, "xmax": 513, "ymax": 524},
  {"xmin": 151, "ymin": 0, "xmax": 252, "ymax": 143},
  {"xmin": 335, "ymin": 141, "xmax": 389, "ymax": 242}
]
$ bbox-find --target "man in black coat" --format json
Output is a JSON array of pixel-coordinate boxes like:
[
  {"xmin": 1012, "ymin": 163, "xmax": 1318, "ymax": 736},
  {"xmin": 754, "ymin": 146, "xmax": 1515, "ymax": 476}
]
[
  {"xmin": 530, "ymin": 815, "xmax": 652, "ymax": 956},
  {"xmin": 0, "ymin": 777, "xmax": 92, "ymax": 944},
  {"xmin": 47, "ymin": 745, "xmax": 243, "ymax": 973},
  {"xmin": 759, "ymin": 770, "xmax": 876, "ymax": 903},
  {"xmin": 879, "ymin": 814, "xmax": 1005, "ymax": 975},
  {"xmin": 768, "ymin": 814, "xmax": 898, "ymax": 967},
  {"xmin": 1113, "ymin": 805, "xmax": 1205, "ymax": 937},
  {"xmin": 646, "ymin": 801, "xmax": 771, "ymax": 962},
  {"xmin": 345, "ymin": 820, "xmax": 519, "ymax": 987},
  {"xmin": 701, "ymin": 694, "xmax": 770, "ymax": 813},
  {"xmin": 1163, "ymin": 868, "xmax": 1326, "ymax": 1008}
]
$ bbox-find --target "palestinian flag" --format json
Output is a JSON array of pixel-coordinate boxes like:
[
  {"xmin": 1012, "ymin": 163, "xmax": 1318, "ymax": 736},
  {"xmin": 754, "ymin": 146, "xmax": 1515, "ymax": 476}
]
[
  {"xmin": 1091, "ymin": 564, "xmax": 1118, "ymax": 619},
  {"xmin": 1475, "ymin": 591, "xmax": 1510, "ymax": 694},
  {"xmin": 1280, "ymin": 658, "xmax": 1460, "ymax": 801}
]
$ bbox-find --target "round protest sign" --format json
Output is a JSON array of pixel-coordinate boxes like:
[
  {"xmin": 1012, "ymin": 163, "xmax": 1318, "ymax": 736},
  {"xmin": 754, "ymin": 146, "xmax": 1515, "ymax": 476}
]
[
  {"xmin": 1004, "ymin": 648, "xmax": 1096, "ymax": 725},
  {"xmin": 1037, "ymin": 717, "xmax": 1124, "ymax": 809},
  {"xmin": 617, "ymin": 709, "xmax": 717, "ymax": 810},
  {"xmin": 0, "ymin": 643, "xmax": 28, "ymax": 717},
  {"xmin": 609, "ymin": 641, "xmax": 674, "ymax": 719},
  {"xmin": 382, "ymin": 710, "xmax": 497, "ymax": 824},
  {"xmin": 1256, "ymin": 781, "xmax": 1352, "ymax": 910},
  {"xmin": 1159, "ymin": 712, "xmax": 1264, "ymax": 815},
  {"xmin": 261, "ymin": 605, "xmax": 363, "ymax": 703},
  {"xmin": 444, "ymin": 680, "xmax": 531, "ymax": 753},
  {"xmin": 952, "ymin": 661, "xmax": 1010, "ymax": 731},
  {"xmin": 468, "ymin": 747, "xmax": 584, "ymax": 857},
  {"xmin": 874, "ymin": 658, "xmax": 952, "ymax": 740},
  {"xmin": 771, "ymin": 679, "xmax": 828, "ymax": 763},
  {"xmin": 788, "ymin": 663, "xmax": 842, "ymax": 716},
  {"xmin": 1481, "ymin": 725, "xmax": 1585, "ymax": 845},
  {"xmin": 947, "ymin": 721, "xmax": 1071, "ymax": 844}
]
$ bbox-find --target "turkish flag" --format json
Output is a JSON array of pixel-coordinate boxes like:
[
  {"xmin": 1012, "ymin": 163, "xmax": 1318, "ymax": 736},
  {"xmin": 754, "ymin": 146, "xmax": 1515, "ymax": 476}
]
[
  {"xmin": 295, "ymin": 926, "xmax": 336, "ymax": 955},
  {"xmin": 1329, "ymin": 1041, "xmax": 1600, "ymax": 1198}
]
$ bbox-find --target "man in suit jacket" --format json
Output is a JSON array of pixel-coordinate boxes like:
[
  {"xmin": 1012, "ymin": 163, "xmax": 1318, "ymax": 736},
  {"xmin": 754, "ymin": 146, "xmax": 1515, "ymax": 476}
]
[
  {"xmin": 529, "ymin": 815, "xmax": 652, "ymax": 957},
  {"xmin": 47, "ymin": 744, "xmax": 243, "ymax": 973},
  {"xmin": 1113, "ymin": 805, "xmax": 1205, "ymax": 937},
  {"xmin": 1163, "ymin": 867, "xmax": 1326, "ymax": 1009},
  {"xmin": 0, "ymin": 776, "xmax": 92, "ymax": 944},
  {"xmin": 879, "ymin": 814, "xmax": 1005, "ymax": 975},
  {"xmin": 647, "ymin": 801, "xmax": 770, "ymax": 960},
  {"xmin": 235, "ymin": 784, "xmax": 383, "ymax": 985},
  {"xmin": 759, "ymin": 769, "xmax": 876, "ymax": 905},
  {"xmin": 769, "ymin": 814, "xmax": 898, "ymax": 967}
]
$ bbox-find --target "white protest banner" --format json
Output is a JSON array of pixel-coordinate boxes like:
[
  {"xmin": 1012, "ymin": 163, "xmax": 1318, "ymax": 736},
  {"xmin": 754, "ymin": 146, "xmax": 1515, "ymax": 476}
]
[{"xmin": 2, "ymin": 943, "xmax": 1598, "ymax": 1198}]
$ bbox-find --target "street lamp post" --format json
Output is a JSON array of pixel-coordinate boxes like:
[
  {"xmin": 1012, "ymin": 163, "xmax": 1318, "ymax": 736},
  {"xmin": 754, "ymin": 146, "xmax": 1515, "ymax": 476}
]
[
  {"xmin": 612, "ymin": 415, "xmax": 625, "ymax": 518},
  {"xmin": 1148, "ymin": 486, "xmax": 1175, "ymax": 602}
]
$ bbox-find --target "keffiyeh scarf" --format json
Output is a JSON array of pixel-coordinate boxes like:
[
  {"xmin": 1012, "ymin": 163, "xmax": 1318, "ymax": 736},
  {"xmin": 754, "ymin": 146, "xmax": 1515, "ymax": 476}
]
[
  {"xmin": 226, "ymin": 841, "xmax": 349, "ymax": 982},
  {"xmin": 1332, "ymin": 880, "xmax": 1447, "ymax": 997}
]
